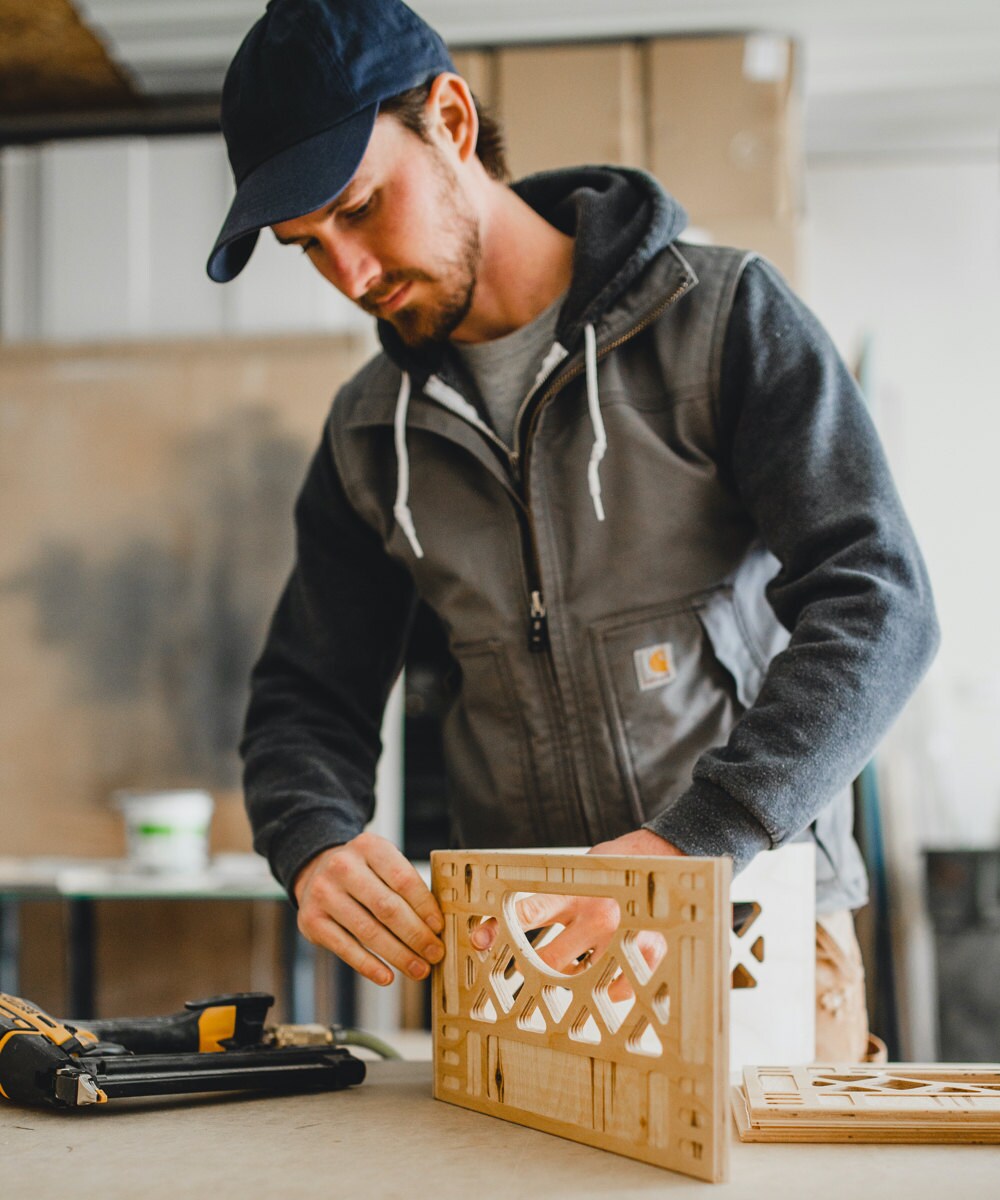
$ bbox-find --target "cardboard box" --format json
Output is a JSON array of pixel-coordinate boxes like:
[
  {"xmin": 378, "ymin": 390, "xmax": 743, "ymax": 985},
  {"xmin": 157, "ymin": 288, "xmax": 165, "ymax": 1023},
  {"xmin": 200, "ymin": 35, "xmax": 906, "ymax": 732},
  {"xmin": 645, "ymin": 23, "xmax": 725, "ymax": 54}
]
[
  {"xmin": 691, "ymin": 215, "xmax": 801, "ymax": 287},
  {"xmin": 496, "ymin": 42, "xmax": 645, "ymax": 179},
  {"xmin": 648, "ymin": 34, "xmax": 801, "ymax": 223},
  {"xmin": 450, "ymin": 49, "xmax": 497, "ymax": 110}
]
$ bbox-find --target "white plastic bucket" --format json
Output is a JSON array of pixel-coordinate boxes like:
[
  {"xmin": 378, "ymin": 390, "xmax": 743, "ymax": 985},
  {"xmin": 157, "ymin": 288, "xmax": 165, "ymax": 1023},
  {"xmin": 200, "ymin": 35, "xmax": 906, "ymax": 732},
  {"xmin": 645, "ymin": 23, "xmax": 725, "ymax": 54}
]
[{"xmin": 114, "ymin": 789, "xmax": 214, "ymax": 873}]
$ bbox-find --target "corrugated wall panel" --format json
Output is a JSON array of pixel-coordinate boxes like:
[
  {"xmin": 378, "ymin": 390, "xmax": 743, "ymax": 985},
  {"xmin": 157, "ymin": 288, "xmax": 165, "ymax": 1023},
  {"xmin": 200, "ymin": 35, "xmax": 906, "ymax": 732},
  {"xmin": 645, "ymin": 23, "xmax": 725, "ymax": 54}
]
[
  {"xmin": 147, "ymin": 135, "xmax": 229, "ymax": 336},
  {"xmin": 0, "ymin": 136, "xmax": 371, "ymax": 343},
  {"xmin": 39, "ymin": 139, "xmax": 143, "ymax": 340},
  {"xmin": 1, "ymin": 148, "xmax": 44, "ymax": 341}
]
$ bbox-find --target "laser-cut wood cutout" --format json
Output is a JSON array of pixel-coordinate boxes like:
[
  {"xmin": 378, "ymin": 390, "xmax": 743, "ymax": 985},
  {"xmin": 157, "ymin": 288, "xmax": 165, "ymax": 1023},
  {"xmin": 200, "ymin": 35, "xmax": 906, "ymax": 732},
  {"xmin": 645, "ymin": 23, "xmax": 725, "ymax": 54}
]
[
  {"xmin": 431, "ymin": 851, "xmax": 731, "ymax": 1183},
  {"xmin": 733, "ymin": 1064, "xmax": 1000, "ymax": 1143}
]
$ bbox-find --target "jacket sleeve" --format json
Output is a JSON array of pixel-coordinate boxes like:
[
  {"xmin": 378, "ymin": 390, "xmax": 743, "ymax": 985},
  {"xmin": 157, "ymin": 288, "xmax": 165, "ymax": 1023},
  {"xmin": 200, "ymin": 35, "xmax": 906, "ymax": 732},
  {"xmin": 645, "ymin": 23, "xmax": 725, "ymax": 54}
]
[
  {"xmin": 241, "ymin": 411, "xmax": 417, "ymax": 895},
  {"xmin": 643, "ymin": 256, "xmax": 939, "ymax": 871}
]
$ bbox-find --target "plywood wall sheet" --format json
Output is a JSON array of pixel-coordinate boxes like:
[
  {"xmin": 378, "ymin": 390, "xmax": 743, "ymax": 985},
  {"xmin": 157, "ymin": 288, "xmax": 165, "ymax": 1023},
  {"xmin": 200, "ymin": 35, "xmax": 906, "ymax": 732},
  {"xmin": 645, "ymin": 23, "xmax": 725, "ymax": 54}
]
[
  {"xmin": 431, "ymin": 851, "xmax": 731, "ymax": 1183},
  {"xmin": 496, "ymin": 43, "xmax": 645, "ymax": 179},
  {"xmin": 15, "ymin": 900, "xmax": 67, "ymax": 1016},
  {"xmin": 0, "ymin": 333, "xmax": 368, "ymax": 857},
  {"xmin": 0, "ymin": 0, "xmax": 138, "ymax": 116},
  {"xmin": 92, "ymin": 898, "xmax": 282, "ymax": 1019},
  {"xmin": 17, "ymin": 895, "xmax": 285, "ymax": 1022}
]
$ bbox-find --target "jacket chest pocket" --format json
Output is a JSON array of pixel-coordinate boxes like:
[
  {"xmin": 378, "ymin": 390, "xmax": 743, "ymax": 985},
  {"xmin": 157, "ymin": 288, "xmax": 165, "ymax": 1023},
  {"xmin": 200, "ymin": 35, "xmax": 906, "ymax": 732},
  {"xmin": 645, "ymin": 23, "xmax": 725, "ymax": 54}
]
[{"xmin": 591, "ymin": 588, "xmax": 767, "ymax": 823}]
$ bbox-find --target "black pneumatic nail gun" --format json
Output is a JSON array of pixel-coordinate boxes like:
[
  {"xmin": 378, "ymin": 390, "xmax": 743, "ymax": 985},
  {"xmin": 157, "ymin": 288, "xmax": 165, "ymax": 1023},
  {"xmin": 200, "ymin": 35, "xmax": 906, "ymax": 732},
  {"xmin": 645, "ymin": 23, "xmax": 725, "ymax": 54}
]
[{"xmin": 0, "ymin": 991, "xmax": 365, "ymax": 1109}]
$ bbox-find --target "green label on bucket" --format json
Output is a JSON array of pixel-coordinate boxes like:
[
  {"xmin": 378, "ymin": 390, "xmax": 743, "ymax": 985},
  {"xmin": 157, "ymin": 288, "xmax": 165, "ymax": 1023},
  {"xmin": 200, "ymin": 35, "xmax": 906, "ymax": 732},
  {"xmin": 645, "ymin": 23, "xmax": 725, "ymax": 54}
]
[{"xmin": 136, "ymin": 824, "xmax": 208, "ymax": 836}]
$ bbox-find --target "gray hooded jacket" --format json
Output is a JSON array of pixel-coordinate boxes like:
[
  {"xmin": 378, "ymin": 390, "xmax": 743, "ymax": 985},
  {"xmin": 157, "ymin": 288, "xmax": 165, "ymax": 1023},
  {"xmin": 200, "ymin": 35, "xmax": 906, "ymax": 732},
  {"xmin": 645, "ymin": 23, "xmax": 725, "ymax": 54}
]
[{"xmin": 241, "ymin": 167, "xmax": 938, "ymax": 913}]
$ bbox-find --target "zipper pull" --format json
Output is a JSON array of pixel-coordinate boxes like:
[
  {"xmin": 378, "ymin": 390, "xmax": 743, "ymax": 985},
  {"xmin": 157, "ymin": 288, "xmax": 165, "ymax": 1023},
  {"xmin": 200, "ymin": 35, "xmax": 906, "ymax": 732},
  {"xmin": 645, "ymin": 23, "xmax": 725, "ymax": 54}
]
[
  {"xmin": 508, "ymin": 449, "xmax": 521, "ymax": 486},
  {"xmin": 528, "ymin": 590, "xmax": 549, "ymax": 653}
]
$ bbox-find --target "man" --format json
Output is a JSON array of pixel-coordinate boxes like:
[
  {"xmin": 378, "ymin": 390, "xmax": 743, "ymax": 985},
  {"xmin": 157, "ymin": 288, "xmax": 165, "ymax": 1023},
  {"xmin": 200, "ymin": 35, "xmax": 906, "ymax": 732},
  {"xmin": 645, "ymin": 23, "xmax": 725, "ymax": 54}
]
[{"xmin": 208, "ymin": 0, "xmax": 938, "ymax": 1059}]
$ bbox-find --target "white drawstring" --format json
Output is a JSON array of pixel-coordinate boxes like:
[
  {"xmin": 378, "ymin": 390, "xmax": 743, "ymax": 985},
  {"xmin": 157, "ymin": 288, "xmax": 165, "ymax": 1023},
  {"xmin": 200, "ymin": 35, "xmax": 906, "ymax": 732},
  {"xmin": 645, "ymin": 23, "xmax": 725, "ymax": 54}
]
[
  {"xmin": 392, "ymin": 371, "xmax": 425, "ymax": 559},
  {"xmin": 584, "ymin": 323, "xmax": 607, "ymax": 522},
  {"xmin": 531, "ymin": 341, "xmax": 569, "ymax": 396},
  {"xmin": 395, "ymin": 331, "xmax": 604, "ymax": 558}
]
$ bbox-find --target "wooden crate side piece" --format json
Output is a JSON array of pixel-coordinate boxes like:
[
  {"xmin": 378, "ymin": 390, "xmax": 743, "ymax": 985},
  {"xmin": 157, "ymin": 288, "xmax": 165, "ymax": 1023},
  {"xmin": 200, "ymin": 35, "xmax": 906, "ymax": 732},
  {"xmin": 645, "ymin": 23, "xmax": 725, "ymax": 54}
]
[{"xmin": 432, "ymin": 851, "xmax": 730, "ymax": 1183}]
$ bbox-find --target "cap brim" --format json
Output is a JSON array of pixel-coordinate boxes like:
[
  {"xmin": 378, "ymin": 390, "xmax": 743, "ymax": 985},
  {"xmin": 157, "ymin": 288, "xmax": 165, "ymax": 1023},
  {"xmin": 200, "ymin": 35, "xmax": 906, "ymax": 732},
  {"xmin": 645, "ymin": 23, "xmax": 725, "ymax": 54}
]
[{"xmin": 206, "ymin": 102, "xmax": 379, "ymax": 283}]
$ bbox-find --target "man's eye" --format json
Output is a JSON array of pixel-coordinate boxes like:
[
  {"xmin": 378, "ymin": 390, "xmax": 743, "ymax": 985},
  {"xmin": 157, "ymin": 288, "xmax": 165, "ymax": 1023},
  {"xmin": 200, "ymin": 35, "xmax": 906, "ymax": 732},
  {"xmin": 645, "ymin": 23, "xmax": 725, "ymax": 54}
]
[
  {"xmin": 344, "ymin": 197, "xmax": 373, "ymax": 221},
  {"xmin": 299, "ymin": 239, "xmax": 318, "ymax": 255}
]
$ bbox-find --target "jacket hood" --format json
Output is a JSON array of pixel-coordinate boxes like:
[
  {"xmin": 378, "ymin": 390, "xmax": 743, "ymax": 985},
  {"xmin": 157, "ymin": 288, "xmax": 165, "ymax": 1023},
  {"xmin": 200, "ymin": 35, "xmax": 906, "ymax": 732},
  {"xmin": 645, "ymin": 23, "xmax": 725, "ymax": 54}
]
[{"xmin": 376, "ymin": 165, "xmax": 687, "ymax": 381}]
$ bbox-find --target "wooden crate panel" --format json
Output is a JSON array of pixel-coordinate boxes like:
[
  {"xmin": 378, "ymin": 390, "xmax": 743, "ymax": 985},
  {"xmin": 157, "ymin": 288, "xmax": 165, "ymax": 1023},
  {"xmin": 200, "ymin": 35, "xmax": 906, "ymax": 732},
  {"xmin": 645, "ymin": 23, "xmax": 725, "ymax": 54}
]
[{"xmin": 432, "ymin": 850, "xmax": 731, "ymax": 1183}]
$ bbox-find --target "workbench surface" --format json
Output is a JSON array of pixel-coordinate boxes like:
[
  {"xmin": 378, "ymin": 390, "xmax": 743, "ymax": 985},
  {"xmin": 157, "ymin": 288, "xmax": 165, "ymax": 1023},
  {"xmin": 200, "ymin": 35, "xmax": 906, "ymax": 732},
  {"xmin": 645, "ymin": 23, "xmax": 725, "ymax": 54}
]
[{"xmin": 3, "ymin": 1061, "xmax": 998, "ymax": 1199}]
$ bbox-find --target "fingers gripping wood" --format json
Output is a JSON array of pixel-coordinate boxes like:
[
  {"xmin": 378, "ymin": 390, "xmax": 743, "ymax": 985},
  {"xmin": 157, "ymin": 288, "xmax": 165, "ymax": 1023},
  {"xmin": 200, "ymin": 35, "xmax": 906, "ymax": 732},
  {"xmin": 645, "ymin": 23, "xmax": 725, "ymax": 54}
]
[{"xmin": 294, "ymin": 834, "xmax": 445, "ymax": 985}]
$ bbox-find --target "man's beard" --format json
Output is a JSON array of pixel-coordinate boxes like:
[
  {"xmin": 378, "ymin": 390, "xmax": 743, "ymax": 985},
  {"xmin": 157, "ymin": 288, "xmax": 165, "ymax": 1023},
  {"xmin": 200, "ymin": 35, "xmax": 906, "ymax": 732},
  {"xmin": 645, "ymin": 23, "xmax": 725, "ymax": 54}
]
[{"xmin": 360, "ymin": 155, "xmax": 481, "ymax": 349}]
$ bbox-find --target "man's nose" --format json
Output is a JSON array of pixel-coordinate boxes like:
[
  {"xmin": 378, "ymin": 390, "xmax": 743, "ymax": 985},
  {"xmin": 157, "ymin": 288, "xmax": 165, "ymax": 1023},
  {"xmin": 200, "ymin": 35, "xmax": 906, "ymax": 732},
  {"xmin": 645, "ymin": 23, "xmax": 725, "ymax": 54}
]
[{"xmin": 316, "ymin": 233, "xmax": 379, "ymax": 301}]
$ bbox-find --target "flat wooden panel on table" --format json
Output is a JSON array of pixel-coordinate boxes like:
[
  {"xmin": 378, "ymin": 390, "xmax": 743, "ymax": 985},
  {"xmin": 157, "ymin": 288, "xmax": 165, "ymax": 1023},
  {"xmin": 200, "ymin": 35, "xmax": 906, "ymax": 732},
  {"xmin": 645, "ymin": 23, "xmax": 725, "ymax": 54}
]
[{"xmin": 734, "ymin": 1063, "xmax": 1000, "ymax": 1143}]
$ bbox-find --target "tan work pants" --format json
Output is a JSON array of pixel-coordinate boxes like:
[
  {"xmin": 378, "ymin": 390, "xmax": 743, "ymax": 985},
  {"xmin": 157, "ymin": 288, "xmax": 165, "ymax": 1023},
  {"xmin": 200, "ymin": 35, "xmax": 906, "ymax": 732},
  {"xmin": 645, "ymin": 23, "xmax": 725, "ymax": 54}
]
[{"xmin": 815, "ymin": 910, "xmax": 885, "ymax": 1063}]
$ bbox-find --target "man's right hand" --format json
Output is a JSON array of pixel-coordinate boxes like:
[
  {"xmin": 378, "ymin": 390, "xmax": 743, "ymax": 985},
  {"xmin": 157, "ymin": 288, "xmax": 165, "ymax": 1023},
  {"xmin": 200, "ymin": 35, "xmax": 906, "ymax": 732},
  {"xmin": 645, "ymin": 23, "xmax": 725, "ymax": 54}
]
[{"xmin": 293, "ymin": 831, "xmax": 445, "ymax": 986}]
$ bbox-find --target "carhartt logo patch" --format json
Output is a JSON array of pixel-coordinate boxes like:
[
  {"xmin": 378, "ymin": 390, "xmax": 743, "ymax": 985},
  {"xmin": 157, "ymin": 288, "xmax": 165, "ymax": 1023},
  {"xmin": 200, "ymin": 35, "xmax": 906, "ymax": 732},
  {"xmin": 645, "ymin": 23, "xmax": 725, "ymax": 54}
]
[{"xmin": 634, "ymin": 642, "xmax": 676, "ymax": 691}]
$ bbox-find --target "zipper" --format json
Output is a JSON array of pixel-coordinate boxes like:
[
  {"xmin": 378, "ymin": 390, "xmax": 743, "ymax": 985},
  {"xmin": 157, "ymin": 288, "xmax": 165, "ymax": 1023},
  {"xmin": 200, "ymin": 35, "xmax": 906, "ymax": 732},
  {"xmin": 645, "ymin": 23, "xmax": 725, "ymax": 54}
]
[
  {"xmin": 518, "ymin": 273, "xmax": 695, "ymax": 652},
  {"xmin": 517, "ymin": 272, "xmax": 695, "ymax": 837},
  {"xmin": 428, "ymin": 272, "xmax": 695, "ymax": 820},
  {"xmin": 509, "ymin": 344, "xmax": 570, "ymax": 481},
  {"xmin": 528, "ymin": 590, "xmax": 548, "ymax": 652}
]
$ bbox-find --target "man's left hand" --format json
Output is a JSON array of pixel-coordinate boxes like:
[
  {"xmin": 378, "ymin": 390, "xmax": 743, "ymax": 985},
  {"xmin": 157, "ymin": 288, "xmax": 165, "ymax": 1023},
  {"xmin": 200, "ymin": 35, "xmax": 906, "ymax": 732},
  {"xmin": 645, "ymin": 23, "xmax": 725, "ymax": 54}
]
[
  {"xmin": 468, "ymin": 829, "xmax": 684, "ymax": 997},
  {"xmin": 589, "ymin": 827, "xmax": 685, "ymax": 860}
]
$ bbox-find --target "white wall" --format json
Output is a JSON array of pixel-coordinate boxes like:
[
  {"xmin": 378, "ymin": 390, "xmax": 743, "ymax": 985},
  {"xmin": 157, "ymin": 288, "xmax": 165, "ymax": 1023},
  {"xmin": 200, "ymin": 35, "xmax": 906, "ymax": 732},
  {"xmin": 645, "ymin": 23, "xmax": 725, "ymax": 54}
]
[
  {"xmin": 801, "ymin": 153, "xmax": 1000, "ymax": 1058},
  {"xmin": 803, "ymin": 155, "xmax": 1000, "ymax": 849}
]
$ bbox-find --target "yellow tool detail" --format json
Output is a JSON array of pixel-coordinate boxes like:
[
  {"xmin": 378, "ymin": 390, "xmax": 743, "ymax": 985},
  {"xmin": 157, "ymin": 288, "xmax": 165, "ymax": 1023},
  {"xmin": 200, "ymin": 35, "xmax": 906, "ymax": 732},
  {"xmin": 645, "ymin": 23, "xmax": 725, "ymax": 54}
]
[
  {"xmin": 0, "ymin": 994, "xmax": 84, "ymax": 1049},
  {"xmin": 197, "ymin": 1005, "xmax": 237, "ymax": 1053}
]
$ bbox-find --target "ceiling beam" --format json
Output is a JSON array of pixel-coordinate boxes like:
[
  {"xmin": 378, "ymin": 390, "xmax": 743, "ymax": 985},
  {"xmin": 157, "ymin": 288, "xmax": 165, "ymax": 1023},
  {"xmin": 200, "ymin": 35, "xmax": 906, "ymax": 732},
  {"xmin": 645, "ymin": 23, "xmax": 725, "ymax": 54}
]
[
  {"xmin": 0, "ymin": 97, "xmax": 220, "ymax": 146},
  {"xmin": 0, "ymin": 0, "xmax": 139, "ymax": 116}
]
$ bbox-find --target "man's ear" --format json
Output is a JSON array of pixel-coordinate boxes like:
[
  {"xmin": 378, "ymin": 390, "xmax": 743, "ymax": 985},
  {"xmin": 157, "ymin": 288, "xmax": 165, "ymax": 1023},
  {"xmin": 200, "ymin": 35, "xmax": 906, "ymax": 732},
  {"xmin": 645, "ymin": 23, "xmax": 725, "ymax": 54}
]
[{"xmin": 425, "ymin": 73, "xmax": 479, "ymax": 165}]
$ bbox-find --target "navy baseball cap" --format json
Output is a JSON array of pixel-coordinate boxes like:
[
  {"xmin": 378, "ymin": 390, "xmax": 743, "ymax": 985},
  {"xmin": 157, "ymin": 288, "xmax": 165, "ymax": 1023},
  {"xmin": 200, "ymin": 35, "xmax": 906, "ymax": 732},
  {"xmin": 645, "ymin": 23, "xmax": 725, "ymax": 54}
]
[{"xmin": 207, "ymin": 0, "xmax": 454, "ymax": 283}]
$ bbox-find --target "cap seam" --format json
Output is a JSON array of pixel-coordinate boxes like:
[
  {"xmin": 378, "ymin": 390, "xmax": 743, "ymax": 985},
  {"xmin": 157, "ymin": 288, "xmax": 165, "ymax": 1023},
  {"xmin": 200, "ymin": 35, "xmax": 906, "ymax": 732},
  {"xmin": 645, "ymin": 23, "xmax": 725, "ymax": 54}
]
[{"xmin": 300, "ymin": 4, "xmax": 361, "ymax": 108}]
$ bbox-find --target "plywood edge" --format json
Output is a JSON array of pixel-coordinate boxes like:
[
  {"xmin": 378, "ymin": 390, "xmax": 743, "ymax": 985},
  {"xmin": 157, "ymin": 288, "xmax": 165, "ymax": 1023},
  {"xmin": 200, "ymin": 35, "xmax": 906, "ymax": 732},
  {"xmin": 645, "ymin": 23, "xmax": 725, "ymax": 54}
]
[{"xmin": 734, "ymin": 1062, "xmax": 1000, "ymax": 1143}]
